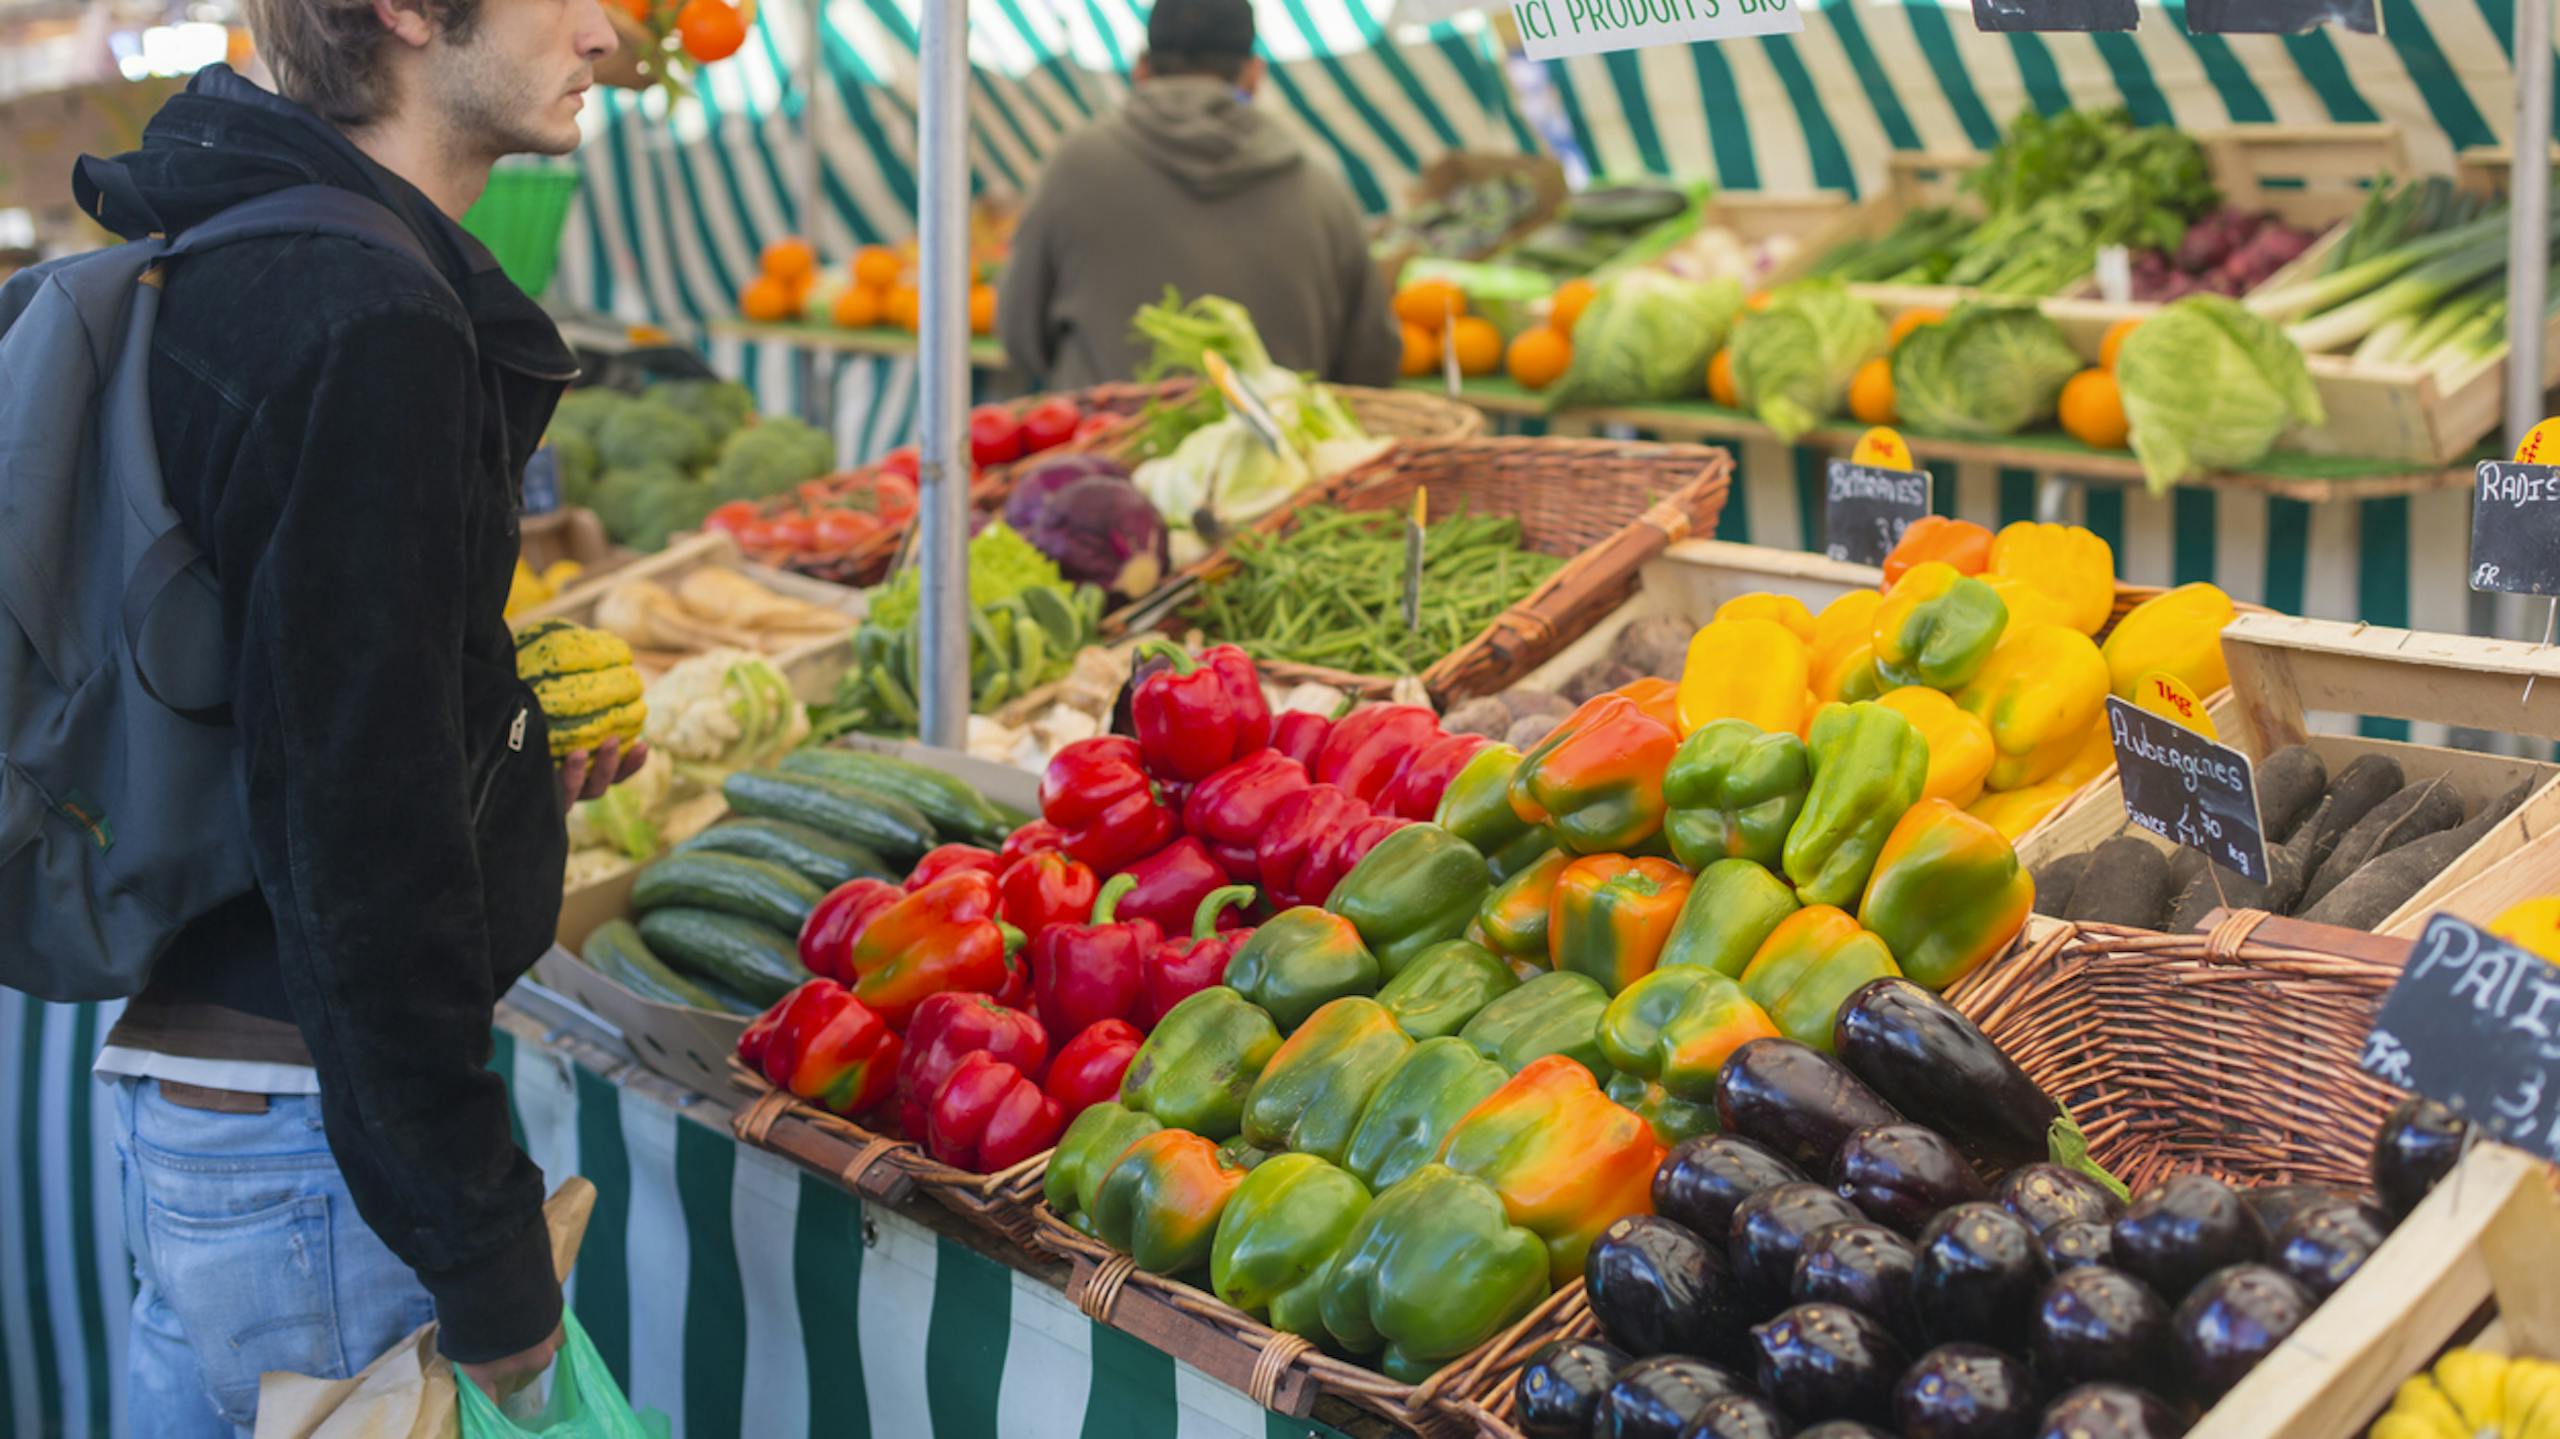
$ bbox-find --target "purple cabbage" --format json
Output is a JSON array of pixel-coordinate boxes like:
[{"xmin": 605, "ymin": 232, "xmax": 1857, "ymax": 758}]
[
  {"xmin": 1004, "ymin": 454, "xmax": 1131, "ymax": 534},
  {"xmin": 1021, "ymin": 474, "xmax": 1168, "ymax": 599}
]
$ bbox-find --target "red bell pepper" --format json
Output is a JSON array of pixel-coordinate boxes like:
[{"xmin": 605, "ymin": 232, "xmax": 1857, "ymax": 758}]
[
  {"xmin": 893, "ymin": 992, "xmax": 1049, "ymax": 1139},
  {"xmin": 1255, "ymin": 783, "xmax": 1371, "ymax": 912},
  {"xmin": 1139, "ymin": 886, "xmax": 1258, "ymax": 1028},
  {"xmin": 926, "ymin": 1051, "xmax": 1064, "ymax": 1172},
  {"xmin": 1130, "ymin": 640, "xmax": 1273, "ymax": 783},
  {"xmin": 1027, "ymin": 873, "xmax": 1163, "ymax": 1042},
  {"xmin": 1271, "ymin": 709, "xmax": 1333, "ymax": 770},
  {"xmin": 997, "ymin": 848, "xmax": 1099, "ymax": 939},
  {"xmin": 1378, "ymin": 731, "xmax": 1489, "ymax": 821},
  {"xmin": 1045, "ymin": 1019, "xmax": 1144, "ymax": 1118},
  {"xmin": 738, "ymin": 997, "xmax": 786, "ymax": 1068},
  {"xmin": 844, "ymin": 871, "xmax": 1027, "ymax": 1028},
  {"xmin": 1040, "ymin": 736, "xmax": 1178, "ymax": 874},
  {"xmin": 1183, "ymin": 750, "xmax": 1312, "ymax": 885},
  {"xmin": 907, "ymin": 842, "xmax": 1003, "ymax": 890},
  {"xmin": 753, "ymin": 979, "xmax": 903, "ymax": 1118},
  {"xmin": 1308, "ymin": 814, "xmax": 1407, "ymax": 911},
  {"xmin": 998, "ymin": 819, "xmax": 1068, "ymax": 867},
  {"xmin": 1315, "ymin": 705, "xmax": 1443, "ymax": 807},
  {"xmin": 798, "ymin": 877, "xmax": 903, "ymax": 984},
  {"xmin": 1115, "ymin": 836, "xmax": 1246, "ymax": 937}
]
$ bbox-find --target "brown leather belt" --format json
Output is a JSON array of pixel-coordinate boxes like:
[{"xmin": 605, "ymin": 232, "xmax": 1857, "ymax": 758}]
[{"xmin": 158, "ymin": 1080, "xmax": 270, "ymax": 1115}]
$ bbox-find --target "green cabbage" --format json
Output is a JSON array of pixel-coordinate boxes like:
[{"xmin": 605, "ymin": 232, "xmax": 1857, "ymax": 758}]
[
  {"xmin": 1547, "ymin": 271, "xmax": 1744, "ymax": 409},
  {"xmin": 1731, "ymin": 280, "xmax": 1888, "ymax": 442},
  {"xmin": 1891, "ymin": 303, "xmax": 2084, "ymax": 437},
  {"xmin": 2116, "ymin": 296, "xmax": 2323, "ymax": 493}
]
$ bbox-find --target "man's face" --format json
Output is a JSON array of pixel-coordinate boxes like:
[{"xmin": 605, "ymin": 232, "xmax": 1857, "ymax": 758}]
[{"xmin": 426, "ymin": 0, "xmax": 617, "ymax": 160}]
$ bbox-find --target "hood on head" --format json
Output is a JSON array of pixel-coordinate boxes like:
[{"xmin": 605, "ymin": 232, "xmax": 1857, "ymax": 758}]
[{"xmin": 1115, "ymin": 75, "xmax": 1301, "ymax": 200}]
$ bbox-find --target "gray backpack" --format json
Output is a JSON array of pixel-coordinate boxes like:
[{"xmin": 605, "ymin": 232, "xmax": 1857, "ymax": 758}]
[{"xmin": 0, "ymin": 180, "xmax": 449, "ymax": 1001}]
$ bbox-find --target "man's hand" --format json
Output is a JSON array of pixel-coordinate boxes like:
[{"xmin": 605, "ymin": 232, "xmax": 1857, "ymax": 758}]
[
  {"xmin": 559, "ymin": 735, "xmax": 650, "ymax": 805},
  {"xmin": 457, "ymin": 1320, "xmax": 565, "ymax": 1400}
]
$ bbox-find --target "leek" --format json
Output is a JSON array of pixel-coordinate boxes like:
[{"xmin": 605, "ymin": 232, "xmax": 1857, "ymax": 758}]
[
  {"xmin": 2246, "ymin": 211, "xmax": 2510, "ymax": 324},
  {"xmin": 2285, "ymin": 224, "xmax": 2515, "ymax": 353},
  {"xmin": 2391, "ymin": 279, "xmax": 2499, "ymax": 367},
  {"xmin": 2352, "ymin": 315, "xmax": 2417, "ymax": 365}
]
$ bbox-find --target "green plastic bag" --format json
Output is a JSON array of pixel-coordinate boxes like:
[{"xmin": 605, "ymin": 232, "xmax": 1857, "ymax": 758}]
[{"xmin": 457, "ymin": 1312, "xmax": 669, "ymax": 1439}]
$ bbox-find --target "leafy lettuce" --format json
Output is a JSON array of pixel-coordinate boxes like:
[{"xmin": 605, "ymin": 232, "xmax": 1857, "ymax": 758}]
[
  {"xmin": 2115, "ymin": 295, "xmax": 2323, "ymax": 493},
  {"xmin": 1547, "ymin": 271, "xmax": 1745, "ymax": 410},
  {"xmin": 1892, "ymin": 303, "xmax": 2084, "ymax": 437},
  {"xmin": 1731, "ymin": 280, "xmax": 1889, "ymax": 442}
]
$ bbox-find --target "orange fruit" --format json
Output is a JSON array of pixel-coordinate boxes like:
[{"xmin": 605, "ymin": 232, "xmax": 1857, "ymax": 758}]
[
  {"xmin": 1393, "ymin": 279, "xmax": 1463, "ymax": 334},
  {"xmin": 1448, "ymin": 316, "xmax": 1503, "ymax": 377},
  {"xmin": 1550, "ymin": 278, "xmax": 1598, "ymax": 340},
  {"xmin": 675, "ymin": 0, "xmax": 746, "ymax": 60},
  {"xmin": 852, "ymin": 246, "xmax": 901, "ymax": 289},
  {"xmin": 761, "ymin": 236, "xmax": 816, "ymax": 284},
  {"xmin": 2100, "ymin": 317, "xmax": 2143, "ymax": 373},
  {"xmin": 1707, "ymin": 347, "xmax": 1740, "ymax": 408},
  {"xmin": 1889, "ymin": 307, "xmax": 1945, "ymax": 348},
  {"xmin": 1505, "ymin": 326, "xmax": 1572, "ymax": 390},
  {"xmin": 1744, "ymin": 290, "xmax": 1775, "ymax": 313},
  {"xmin": 969, "ymin": 284, "xmax": 997, "ymax": 335},
  {"xmin": 1847, "ymin": 357, "xmax": 1896, "ymax": 426},
  {"xmin": 832, "ymin": 285, "xmax": 885, "ymax": 328},
  {"xmin": 739, "ymin": 273, "xmax": 797, "ymax": 322},
  {"xmin": 2058, "ymin": 368, "xmax": 2130, "ymax": 449},
  {"xmin": 1399, "ymin": 321, "xmax": 1441, "ymax": 379},
  {"xmin": 626, "ymin": 323, "xmax": 672, "ymax": 345},
  {"xmin": 613, "ymin": 0, "xmax": 651, "ymax": 22},
  {"xmin": 886, "ymin": 285, "xmax": 920, "ymax": 331}
]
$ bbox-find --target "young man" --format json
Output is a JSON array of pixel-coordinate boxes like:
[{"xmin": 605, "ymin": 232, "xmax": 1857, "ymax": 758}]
[
  {"xmin": 997, "ymin": 0, "xmax": 1400, "ymax": 390},
  {"xmin": 73, "ymin": 0, "xmax": 629, "ymax": 1428}
]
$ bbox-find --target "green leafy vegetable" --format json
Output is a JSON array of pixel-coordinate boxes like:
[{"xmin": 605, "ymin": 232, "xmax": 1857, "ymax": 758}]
[
  {"xmin": 1546, "ymin": 270, "xmax": 1745, "ymax": 409},
  {"xmin": 867, "ymin": 522, "xmax": 1063, "ymax": 632},
  {"xmin": 1890, "ymin": 303, "xmax": 2084, "ymax": 438},
  {"xmin": 1730, "ymin": 280, "xmax": 1888, "ymax": 443},
  {"xmin": 2115, "ymin": 295, "xmax": 2323, "ymax": 493}
]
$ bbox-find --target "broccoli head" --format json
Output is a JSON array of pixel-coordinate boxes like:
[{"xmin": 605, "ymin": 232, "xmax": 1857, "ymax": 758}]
[
  {"xmin": 651, "ymin": 380, "xmax": 757, "ymax": 443},
  {"xmin": 707, "ymin": 416, "xmax": 837, "ymax": 502},
  {"xmin": 596, "ymin": 398, "xmax": 716, "ymax": 473},
  {"xmin": 627, "ymin": 480, "xmax": 719, "ymax": 552},
  {"xmin": 548, "ymin": 386, "xmax": 632, "ymax": 446},
  {"xmin": 590, "ymin": 463, "xmax": 687, "ymax": 545},
  {"xmin": 546, "ymin": 428, "xmax": 600, "ymax": 507}
]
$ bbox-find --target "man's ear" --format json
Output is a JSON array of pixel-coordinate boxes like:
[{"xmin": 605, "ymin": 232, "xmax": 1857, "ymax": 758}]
[
  {"xmin": 370, "ymin": 0, "xmax": 437, "ymax": 49},
  {"xmin": 1236, "ymin": 56, "xmax": 1264, "ymax": 94}
]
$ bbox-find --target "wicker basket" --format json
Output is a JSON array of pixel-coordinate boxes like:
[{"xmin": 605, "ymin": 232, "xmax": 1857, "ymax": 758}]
[
  {"xmin": 1946, "ymin": 912, "xmax": 2409, "ymax": 1194},
  {"xmin": 1449, "ymin": 1288, "xmax": 1600, "ymax": 1439},
  {"xmin": 727, "ymin": 1060, "xmax": 1050, "ymax": 1249}
]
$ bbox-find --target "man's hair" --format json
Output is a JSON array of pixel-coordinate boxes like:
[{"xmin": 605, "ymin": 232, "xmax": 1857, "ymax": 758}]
[
  {"xmin": 1144, "ymin": 0, "xmax": 1254, "ymax": 80},
  {"xmin": 243, "ymin": 0, "xmax": 483, "ymax": 127}
]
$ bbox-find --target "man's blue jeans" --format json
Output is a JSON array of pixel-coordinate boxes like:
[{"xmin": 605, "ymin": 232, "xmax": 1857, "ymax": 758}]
[{"xmin": 106, "ymin": 1077, "xmax": 435, "ymax": 1438}]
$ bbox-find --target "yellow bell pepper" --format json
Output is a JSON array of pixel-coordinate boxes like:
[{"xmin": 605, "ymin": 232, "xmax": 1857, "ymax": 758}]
[
  {"xmin": 1677, "ymin": 618, "xmax": 1810, "ymax": 737},
  {"xmin": 1979, "ymin": 573, "xmax": 2076, "ymax": 635},
  {"xmin": 1987, "ymin": 522, "xmax": 2115, "ymax": 637},
  {"xmin": 1956, "ymin": 624, "xmax": 2111, "ymax": 791},
  {"xmin": 1714, "ymin": 592, "xmax": 1817, "ymax": 646},
  {"xmin": 1809, "ymin": 591, "xmax": 1884, "ymax": 705},
  {"xmin": 2100, "ymin": 582, "xmax": 2237, "ymax": 701},
  {"xmin": 2489, "ymin": 897, "xmax": 2560, "ymax": 963},
  {"xmin": 1876, "ymin": 686, "xmax": 1996, "ymax": 808},
  {"xmin": 1966, "ymin": 779, "xmax": 2076, "ymax": 841},
  {"xmin": 2046, "ymin": 717, "xmax": 2116, "ymax": 791}
]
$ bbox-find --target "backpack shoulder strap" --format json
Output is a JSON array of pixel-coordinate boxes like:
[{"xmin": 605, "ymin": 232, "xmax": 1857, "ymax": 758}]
[{"xmin": 163, "ymin": 184, "xmax": 455, "ymax": 302}]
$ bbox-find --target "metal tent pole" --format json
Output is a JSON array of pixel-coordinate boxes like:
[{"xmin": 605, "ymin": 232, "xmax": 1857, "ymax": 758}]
[
  {"xmin": 915, "ymin": 0, "xmax": 973, "ymax": 749},
  {"xmin": 2507, "ymin": 0, "xmax": 2550, "ymax": 460}
]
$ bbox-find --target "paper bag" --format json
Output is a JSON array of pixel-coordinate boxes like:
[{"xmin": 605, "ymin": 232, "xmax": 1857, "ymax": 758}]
[{"xmin": 253, "ymin": 1179, "xmax": 597, "ymax": 1439}]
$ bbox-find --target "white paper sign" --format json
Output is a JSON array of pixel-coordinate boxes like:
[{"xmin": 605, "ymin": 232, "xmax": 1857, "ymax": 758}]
[{"xmin": 1512, "ymin": 0, "xmax": 1801, "ymax": 60}]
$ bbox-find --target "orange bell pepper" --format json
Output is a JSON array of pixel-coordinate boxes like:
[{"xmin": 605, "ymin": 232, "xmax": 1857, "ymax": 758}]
[
  {"xmin": 1857, "ymin": 799, "xmax": 2033, "ymax": 991},
  {"xmin": 1436, "ymin": 1054, "xmax": 1664, "ymax": 1284},
  {"xmin": 1509, "ymin": 693, "xmax": 1681, "ymax": 855},
  {"xmin": 1676, "ymin": 618, "xmax": 1811, "ymax": 736},
  {"xmin": 1739, "ymin": 905, "xmax": 1901, "ymax": 1053},
  {"xmin": 1880, "ymin": 515, "xmax": 1994, "ymax": 587},
  {"xmin": 1611, "ymin": 675, "xmax": 1684, "ymax": 735},
  {"xmin": 1714, "ymin": 592, "xmax": 1818, "ymax": 645},
  {"xmin": 1875, "ymin": 685, "xmax": 1996, "ymax": 808},
  {"xmin": 1549, "ymin": 855, "xmax": 1694, "ymax": 994}
]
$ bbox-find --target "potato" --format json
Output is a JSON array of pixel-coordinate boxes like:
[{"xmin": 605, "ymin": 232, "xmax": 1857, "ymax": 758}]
[{"xmin": 1615, "ymin": 613, "xmax": 1700, "ymax": 679}]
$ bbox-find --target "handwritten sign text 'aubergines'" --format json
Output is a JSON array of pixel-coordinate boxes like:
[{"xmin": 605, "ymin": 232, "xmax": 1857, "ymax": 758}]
[{"xmin": 1510, "ymin": 0, "xmax": 1799, "ymax": 61}]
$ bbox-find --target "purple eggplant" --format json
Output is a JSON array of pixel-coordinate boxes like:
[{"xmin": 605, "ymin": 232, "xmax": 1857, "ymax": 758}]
[
  {"xmin": 1752, "ymin": 1302, "xmax": 1909, "ymax": 1425},
  {"xmin": 1593, "ymin": 1355, "xmax": 1752, "ymax": 1439},
  {"xmin": 1912, "ymin": 1203, "xmax": 2049, "ymax": 1352},
  {"xmin": 1832, "ymin": 979, "xmax": 2060, "ymax": 1173},
  {"xmin": 1684, "ymin": 1394, "xmax": 1795, "ymax": 1439},
  {"xmin": 2111, "ymin": 1175, "xmax": 2267, "ymax": 1303},
  {"xmin": 1794, "ymin": 1221, "xmax": 1922, "ymax": 1350},
  {"xmin": 2001, "ymin": 1165, "xmax": 2124, "ymax": 1235},
  {"xmin": 1795, "ymin": 1425, "xmax": 1893, "ymax": 1439},
  {"xmin": 1717, "ymin": 1039, "xmax": 1903, "ymax": 1177},
  {"xmin": 2242, "ymin": 1183, "xmax": 2358, "ymax": 1238},
  {"xmin": 2371, "ymin": 1096, "xmax": 2468, "ymax": 1219},
  {"xmin": 2269, "ymin": 1201, "xmax": 2386, "ymax": 1299},
  {"xmin": 1514, "ymin": 1338, "xmax": 1629, "ymax": 1439},
  {"xmin": 1896, "ymin": 1343, "xmax": 2037, "ymax": 1439},
  {"xmin": 2040, "ymin": 1220, "xmax": 2115, "ymax": 1274},
  {"xmin": 2172, "ymin": 1264, "xmax": 2314, "ymax": 1403},
  {"xmin": 2032, "ymin": 1267, "xmax": 2170, "ymax": 1391},
  {"xmin": 1656, "ymin": 1134, "xmax": 1809, "ymax": 1239},
  {"xmin": 2033, "ymin": 1384, "xmax": 2185, "ymax": 1439},
  {"xmin": 1732, "ymin": 1183, "xmax": 1866, "ymax": 1315},
  {"xmin": 1834, "ymin": 1124, "xmax": 1989, "ymax": 1236},
  {"xmin": 1588, "ymin": 1215, "xmax": 1750, "ymax": 1366}
]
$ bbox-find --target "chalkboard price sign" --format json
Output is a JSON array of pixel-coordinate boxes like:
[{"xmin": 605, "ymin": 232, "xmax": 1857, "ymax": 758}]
[
  {"xmin": 2469, "ymin": 460, "xmax": 2560, "ymax": 597},
  {"xmin": 1823, "ymin": 458, "xmax": 1932, "ymax": 567},
  {"xmin": 2185, "ymin": 0, "xmax": 2377, "ymax": 33},
  {"xmin": 2104, "ymin": 695, "xmax": 2271, "ymax": 883},
  {"xmin": 2360, "ymin": 913, "xmax": 2560, "ymax": 1165},
  {"xmin": 1971, "ymin": 0, "xmax": 2136, "ymax": 31}
]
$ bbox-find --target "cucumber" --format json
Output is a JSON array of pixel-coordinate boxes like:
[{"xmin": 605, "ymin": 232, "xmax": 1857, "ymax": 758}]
[
  {"xmin": 632, "ymin": 852, "xmax": 823, "ymax": 932},
  {"xmin": 636, "ymin": 907, "xmax": 807, "ymax": 1005},
  {"xmin": 723, "ymin": 767, "xmax": 938, "ymax": 862},
  {"xmin": 777, "ymin": 747, "xmax": 1013, "ymax": 845},
  {"xmin": 582, "ymin": 919, "xmax": 729, "ymax": 1010},
  {"xmin": 674, "ymin": 819, "xmax": 892, "ymax": 890}
]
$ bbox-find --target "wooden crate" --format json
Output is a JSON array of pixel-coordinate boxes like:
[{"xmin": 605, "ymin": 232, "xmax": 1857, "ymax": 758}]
[
  {"xmin": 2381, "ymin": 820, "xmax": 2560, "ymax": 938},
  {"xmin": 515, "ymin": 530, "xmax": 865, "ymax": 695}
]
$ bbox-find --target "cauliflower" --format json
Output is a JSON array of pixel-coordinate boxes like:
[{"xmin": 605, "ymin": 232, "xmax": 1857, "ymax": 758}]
[
  {"xmin": 563, "ymin": 846, "xmax": 635, "ymax": 892},
  {"xmin": 566, "ymin": 747, "xmax": 673, "ymax": 858},
  {"xmin": 596, "ymin": 398, "xmax": 715, "ymax": 473},
  {"xmin": 643, "ymin": 649, "xmax": 811, "ymax": 776},
  {"xmin": 707, "ymin": 417, "xmax": 836, "ymax": 502}
]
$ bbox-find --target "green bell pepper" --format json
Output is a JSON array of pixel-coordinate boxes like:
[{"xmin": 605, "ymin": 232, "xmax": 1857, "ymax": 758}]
[
  {"xmin": 1044, "ymin": 1101, "xmax": 1163, "ymax": 1230},
  {"xmin": 1239, "ymin": 996, "xmax": 1414, "ymax": 1166},
  {"xmin": 1657, "ymin": 858, "xmax": 1802, "ymax": 979},
  {"xmin": 1457, "ymin": 969, "xmax": 1610, "ymax": 1077},
  {"xmin": 1119, "ymin": 986, "xmax": 1284, "ymax": 1140},
  {"xmin": 1340, "ymin": 1037, "xmax": 1510, "ymax": 1192},
  {"xmin": 1318, "ymin": 1163, "xmax": 1552, "ymax": 1382},
  {"xmin": 1783, "ymin": 701, "xmax": 1930, "ymax": 909},
  {"xmin": 1375, "ymin": 939, "xmax": 1519, "ymax": 1041},
  {"xmin": 1222, "ymin": 907, "xmax": 1379, "ymax": 1034},
  {"xmin": 1324, "ymin": 824, "xmax": 1492, "ymax": 980},
  {"xmin": 1473, "ymin": 849, "xmax": 1567, "ymax": 967},
  {"xmin": 1662, "ymin": 719, "xmax": 1811, "ymax": 872},
  {"xmin": 1605, "ymin": 1071, "xmax": 1722, "ymax": 1146},
  {"xmin": 1598, "ymin": 967, "xmax": 1782, "ymax": 1108},
  {"xmin": 1874, "ymin": 561, "xmax": 2009, "ymax": 692},
  {"xmin": 1738, "ymin": 905, "xmax": 1902, "ymax": 1053},
  {"xmin": 1209, "ymin": 1153, "xmax": 1372, "ymax": 1340},
  {"xmin": 1433, "ymin": 744, "xmax": 1539, "ymax": 880},
  {"xmin": 1091, "ymin": 1128, "xmax": 1253, "ymax": 1276}
]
